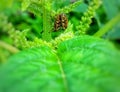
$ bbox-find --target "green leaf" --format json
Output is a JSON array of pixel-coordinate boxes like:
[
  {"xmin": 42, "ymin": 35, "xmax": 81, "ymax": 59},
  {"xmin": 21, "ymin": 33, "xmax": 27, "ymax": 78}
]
[
  {"xmin": 0, "ymin": 36, "xmax": 120, "ymax": 92},
  {"xmin": 21, "ymin": 0, "xmax": 31, "ymax": 11},
  {"xmin": 102, "ymin": 0, "xmax": 120, "ymax": 39},
  {"xmin": 102, "ymin": 0, "xmax": 120, "ymax": 19},
  {"xmin": 0, "ymin": 46, "xmax": 65, "ymax": 92}
]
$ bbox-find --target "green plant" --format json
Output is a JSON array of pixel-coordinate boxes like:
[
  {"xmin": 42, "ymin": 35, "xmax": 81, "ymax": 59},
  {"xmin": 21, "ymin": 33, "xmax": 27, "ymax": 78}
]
[
  {"xmin": 0, "ymin": 0, "xmax": 120, "ymax": 92},
  {"xmin": 0, "ymin": 36, "xmax": 120, "ymax": 92}
]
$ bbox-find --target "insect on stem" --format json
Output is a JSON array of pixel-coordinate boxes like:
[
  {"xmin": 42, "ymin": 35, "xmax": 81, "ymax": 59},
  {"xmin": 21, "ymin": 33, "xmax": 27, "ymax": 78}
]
[{"xmin": 54, "ymin": 13, "xmax": 68, "ymax": 31}]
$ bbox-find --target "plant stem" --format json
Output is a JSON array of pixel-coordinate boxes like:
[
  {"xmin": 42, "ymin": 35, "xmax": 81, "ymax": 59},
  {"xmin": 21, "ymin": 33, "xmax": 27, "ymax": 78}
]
[
  {"xmin": 94, "ymin": 13, "xmax": 120, "ymax": 37},
  {"xmin": 0, "ymin": 40, "xmax": 19, "ymax": 53},
  {"xmin": 42, "ymin": 0, "xmax": 52, "ymax": 41}
]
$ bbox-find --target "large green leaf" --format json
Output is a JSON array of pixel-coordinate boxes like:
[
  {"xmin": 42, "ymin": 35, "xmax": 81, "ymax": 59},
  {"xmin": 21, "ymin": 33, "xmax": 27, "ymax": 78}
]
[
  {"xmin": 57, "ymin": 36, "xmax": 120, "ymax": 92},
  {"xmin": 0, "ymin": 36, "xmax": 120, "ymax": 92},
  {"xmin": 0, "ymin": 46, "xmax": 65, "ymax": 92}
]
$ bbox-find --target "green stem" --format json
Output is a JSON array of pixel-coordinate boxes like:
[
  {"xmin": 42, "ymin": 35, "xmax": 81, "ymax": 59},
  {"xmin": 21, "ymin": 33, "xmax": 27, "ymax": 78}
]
[
  {"xmin": 94, "ymin": 13, "xmax": 120, "ymax": 37},
  {"xmin": 0, "ymin": 40, "xmax": 19, "ymax": 53},
  {"xmin": 42, "ymin": 0, "xmax": 52, "ymax": 41}
]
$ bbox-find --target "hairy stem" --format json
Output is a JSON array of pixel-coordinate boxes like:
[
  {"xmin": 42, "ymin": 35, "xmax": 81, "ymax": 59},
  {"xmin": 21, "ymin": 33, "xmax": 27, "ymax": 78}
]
[
  {"xmin": 0, "ymin": 40, "xmax": 19, "ymax": 53},
  {"xmin": 94, "ymin": 13, "xmax": 120, "ymax": 37},
  {"xmin": 42, "ymin": 0, "xmax": 52, "ymax": 41}
]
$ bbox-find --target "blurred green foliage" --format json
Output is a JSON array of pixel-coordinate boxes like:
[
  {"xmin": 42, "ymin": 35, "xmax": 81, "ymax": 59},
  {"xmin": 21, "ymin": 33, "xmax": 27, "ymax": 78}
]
[
  {"xmin": 0, "ymin": 0, "xmax": 119, "ymax": 62},
  {"xmin": 0, "ymin": 0, "xmax": 120, "ymax": 91}
]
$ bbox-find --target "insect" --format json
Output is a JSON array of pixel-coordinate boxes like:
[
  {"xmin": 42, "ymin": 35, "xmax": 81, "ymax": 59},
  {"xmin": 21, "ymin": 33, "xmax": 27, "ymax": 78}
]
[{"xmin": 54, "ymin": 13, "xmax": 68, "ymax": 31}]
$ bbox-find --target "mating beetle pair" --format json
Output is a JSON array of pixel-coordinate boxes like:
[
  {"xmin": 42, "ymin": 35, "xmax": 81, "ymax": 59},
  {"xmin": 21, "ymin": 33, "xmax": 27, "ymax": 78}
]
[{"xmin": 54, "ymin": 13, "xmax": 68, "ymax": 31}]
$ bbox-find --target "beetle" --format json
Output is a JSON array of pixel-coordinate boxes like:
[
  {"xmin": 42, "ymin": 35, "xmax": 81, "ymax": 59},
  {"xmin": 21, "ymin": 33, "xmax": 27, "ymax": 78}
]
[{"xmin": 54, "ymin": 13, "xmax": 68, "ymax": 31}]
